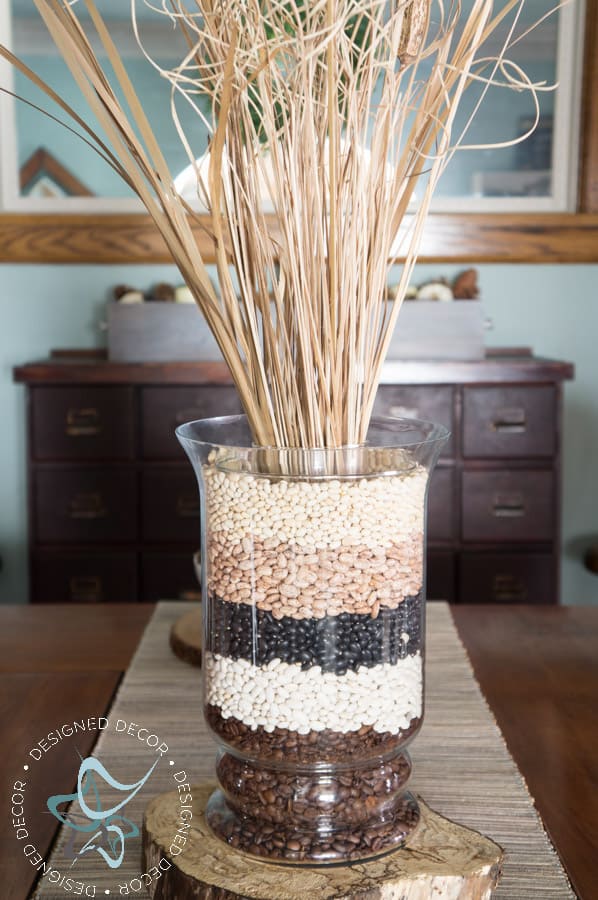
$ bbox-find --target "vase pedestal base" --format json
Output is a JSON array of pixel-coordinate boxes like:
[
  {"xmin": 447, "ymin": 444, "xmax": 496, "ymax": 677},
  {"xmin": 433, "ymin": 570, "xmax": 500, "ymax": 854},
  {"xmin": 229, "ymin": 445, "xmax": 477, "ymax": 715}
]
[
  {"xmin": 142, "ymin": 782, "xmax": 503, "ymax": 899},
  {"xmin": 206, "ymin": 785, "xmax": 420, "ymax": 865}
]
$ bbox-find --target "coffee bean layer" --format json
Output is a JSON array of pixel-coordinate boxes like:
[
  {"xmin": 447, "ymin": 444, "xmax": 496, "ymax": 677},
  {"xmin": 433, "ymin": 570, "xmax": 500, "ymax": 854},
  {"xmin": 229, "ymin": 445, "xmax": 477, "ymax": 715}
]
[
  {"xmin": 206, "ymin": 706, "xmax": 421, "ymax": 764},
  {"xmin": 209, "ymin": 591, "xmax": 422, "ymax": 673},
  {"xmin": 217, "ymin": 751, "xmax": 412, "ymax": 828},
  {"xmin": 207, "ymin": 789, "xmax": 420, "ymax": 863}
]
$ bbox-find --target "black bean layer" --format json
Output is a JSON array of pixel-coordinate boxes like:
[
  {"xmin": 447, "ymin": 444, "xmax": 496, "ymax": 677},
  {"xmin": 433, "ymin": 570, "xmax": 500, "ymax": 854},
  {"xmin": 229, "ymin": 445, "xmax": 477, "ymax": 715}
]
[{"xmin": 208, "ymin": 591, "xmax": 422, "ymax": 674}]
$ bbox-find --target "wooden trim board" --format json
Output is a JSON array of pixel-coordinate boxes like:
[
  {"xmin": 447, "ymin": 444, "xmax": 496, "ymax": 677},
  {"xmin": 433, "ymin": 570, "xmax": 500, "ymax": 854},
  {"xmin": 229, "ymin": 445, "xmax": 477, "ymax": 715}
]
[{"xmin": 1, "ymin": 212, "xmax": 598, "ymax": 264}]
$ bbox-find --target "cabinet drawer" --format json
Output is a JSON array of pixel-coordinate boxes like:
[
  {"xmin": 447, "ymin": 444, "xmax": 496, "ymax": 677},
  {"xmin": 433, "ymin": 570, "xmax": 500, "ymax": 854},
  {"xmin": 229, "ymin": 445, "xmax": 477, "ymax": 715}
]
[
  {"xmin": 373, "ymin": 386, "xmax": 454, "ymax": 456},
  {"xmin": 463, "ymin": 386, "xmax": 556, "ymax": 458},
  {"xmin": 461, "ymin": 470, "xmax": 554, "ymax": 543},
  {"xmin": 428, "ymin": 467, "xmax": 456, "ymax": 541},
  {"xmin": 459, "ymin": 552, "xmax": 556, "ymax": 604},
  {"xmin": 141, "ymin": 386, "xmax": 243, "ymax": 459},
  {"xmin": 141, "ymin": 553, "xmax": 200, "ymax": 602},
  {"xmin": 142, "ymin": 468, "xmax": 201, "ymax": 542},
  {"xmin": 34, "ymin": 469, "xmax": 137, "ymax": 543},
  {"xmin": 31, "ymin": 387, "xmax": 134, "ymax": 460},
  {"xmin": 427, "ymin": 550, "xmax": 456, "ymax": 603},
  {"xmin": 32, "ymin": 552, "xmax": 137, "ymax": 603}
]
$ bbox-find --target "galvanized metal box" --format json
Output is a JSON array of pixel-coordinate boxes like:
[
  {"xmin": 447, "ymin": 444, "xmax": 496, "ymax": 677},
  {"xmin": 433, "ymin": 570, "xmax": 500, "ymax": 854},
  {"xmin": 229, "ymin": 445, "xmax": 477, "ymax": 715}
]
[
  {"xmin": 387, "ymin": 300, "xmax": 485, "ymax": 360},
  {"xmin": 108, "ymin": 299, "xmax": 485, "ymax": 362},
  {"xmin": 107, "ymin": 303, "xmax": 223, "ymax": 362}
]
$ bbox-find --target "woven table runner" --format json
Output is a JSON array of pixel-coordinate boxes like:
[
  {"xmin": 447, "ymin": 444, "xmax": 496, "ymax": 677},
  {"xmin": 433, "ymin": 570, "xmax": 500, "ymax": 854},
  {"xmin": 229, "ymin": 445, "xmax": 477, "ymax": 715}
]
[{"xmin": 33, "ymin": 602, "xmax": 573, "ymax": 899}]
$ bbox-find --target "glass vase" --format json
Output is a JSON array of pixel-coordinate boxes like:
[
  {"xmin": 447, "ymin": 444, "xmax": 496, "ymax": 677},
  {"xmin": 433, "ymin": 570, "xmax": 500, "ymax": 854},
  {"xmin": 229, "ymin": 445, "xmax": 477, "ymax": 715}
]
[{"xmin": 177, "ymin": 415, "xmax": 448, "ymax": 865}]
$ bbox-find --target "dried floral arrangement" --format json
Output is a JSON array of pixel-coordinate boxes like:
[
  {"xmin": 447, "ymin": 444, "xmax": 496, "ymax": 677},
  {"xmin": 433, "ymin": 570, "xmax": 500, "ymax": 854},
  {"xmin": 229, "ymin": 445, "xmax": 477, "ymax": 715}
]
[{"xmin": 1, "ymin": 0, "xmax": 553, "ymax": 447}]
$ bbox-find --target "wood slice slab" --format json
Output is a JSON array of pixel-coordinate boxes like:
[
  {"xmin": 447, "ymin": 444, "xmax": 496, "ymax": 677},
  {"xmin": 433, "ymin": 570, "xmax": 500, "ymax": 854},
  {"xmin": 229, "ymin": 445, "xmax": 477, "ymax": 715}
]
[
  {"xmin": 169, "ymin": 607, "xmax": 202, "ymax": 667},
  {"xmin": 143, "ymin": 783, "xmax": 503, "ymax": 899}
]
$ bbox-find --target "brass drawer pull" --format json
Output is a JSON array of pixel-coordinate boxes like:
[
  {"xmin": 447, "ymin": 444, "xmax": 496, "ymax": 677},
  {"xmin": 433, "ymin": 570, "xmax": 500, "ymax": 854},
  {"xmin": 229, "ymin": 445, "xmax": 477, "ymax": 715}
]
[
  {"xmin": 176, "ymin": 494, "xmax": 200, "ymax": 518},
  {"xmin": 67, "ymin": 492, "xmax": 108, "ymax": 520},
  {"xmin": 66, "ymin": 407, "xmax": 102, "ymax": 437},
  {"xmin": 69, "ymin": 575, "xmax": 103, "ymax": 602},
  {"xmin": 492, "ymin": 493, "xmax": 525, "ymax": 518},
  {"xmin": 491, "ymin": 407, "xmax": 526, "ymax": 433},
  {"xmin": 492, "ymin": 574, "xmax": 527, "ymax": 602}
]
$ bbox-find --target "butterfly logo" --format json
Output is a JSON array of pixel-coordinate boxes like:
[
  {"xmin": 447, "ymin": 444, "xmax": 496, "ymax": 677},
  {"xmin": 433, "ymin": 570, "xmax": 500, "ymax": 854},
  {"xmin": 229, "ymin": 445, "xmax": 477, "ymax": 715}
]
[{"xmin": 47, "ymin": 756, "xmax": 158, "ymax": 869}]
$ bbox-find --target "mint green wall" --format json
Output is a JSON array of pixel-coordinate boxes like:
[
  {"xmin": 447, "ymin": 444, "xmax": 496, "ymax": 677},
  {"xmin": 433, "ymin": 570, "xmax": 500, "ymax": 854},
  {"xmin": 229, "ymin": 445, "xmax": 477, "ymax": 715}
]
[
  {"xmin": 16, "ymin": 58, "xmax": 209, "ymax": 197},
  {"xmin": 0, "ymin": 263, "xmax": 596, "ymax": 604}
]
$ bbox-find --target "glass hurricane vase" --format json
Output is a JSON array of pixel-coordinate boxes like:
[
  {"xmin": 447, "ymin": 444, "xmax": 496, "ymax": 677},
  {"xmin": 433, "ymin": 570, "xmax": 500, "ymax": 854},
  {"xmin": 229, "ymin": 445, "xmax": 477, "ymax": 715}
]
[{"xmin": 177, "ymin": 415, "xmax": 448, "ymax": 865}]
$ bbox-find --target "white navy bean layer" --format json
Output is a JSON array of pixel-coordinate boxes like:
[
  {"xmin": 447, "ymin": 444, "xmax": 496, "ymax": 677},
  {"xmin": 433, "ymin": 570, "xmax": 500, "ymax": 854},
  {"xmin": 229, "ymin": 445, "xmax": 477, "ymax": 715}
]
[
  {"xmin": 205, "ymin": 651, "xmax": 422, "ymax": 735},
  {"xmin": 204, "ymin": 465, "xmax": 427, "ymax": 550}
]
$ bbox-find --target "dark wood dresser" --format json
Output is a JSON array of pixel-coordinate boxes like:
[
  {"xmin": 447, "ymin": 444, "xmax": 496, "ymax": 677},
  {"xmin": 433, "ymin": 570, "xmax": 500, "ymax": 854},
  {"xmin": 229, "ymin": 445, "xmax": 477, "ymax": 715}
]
[{"xmin": 14, "ymin": 349, "xmax": 574, "ymax": 605}]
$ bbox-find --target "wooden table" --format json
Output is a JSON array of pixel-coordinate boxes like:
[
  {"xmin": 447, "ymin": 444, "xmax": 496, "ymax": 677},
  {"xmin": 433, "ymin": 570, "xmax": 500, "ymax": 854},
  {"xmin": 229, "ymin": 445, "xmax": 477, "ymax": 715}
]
[
  {"xmin": 1, "ymin": 604, "xmax": 596, "ymax": 900},
  {"xmin": 0, "ymin": 605, "xmax": 152, "ymax": 900}
]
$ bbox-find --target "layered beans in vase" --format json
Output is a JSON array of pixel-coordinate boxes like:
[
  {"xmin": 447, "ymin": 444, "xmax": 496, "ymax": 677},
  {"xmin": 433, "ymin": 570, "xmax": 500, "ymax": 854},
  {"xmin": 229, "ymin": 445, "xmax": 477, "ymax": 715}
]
[{"xmin": 201, "ymin": 454, "xmax": 427, "ymax": 863}]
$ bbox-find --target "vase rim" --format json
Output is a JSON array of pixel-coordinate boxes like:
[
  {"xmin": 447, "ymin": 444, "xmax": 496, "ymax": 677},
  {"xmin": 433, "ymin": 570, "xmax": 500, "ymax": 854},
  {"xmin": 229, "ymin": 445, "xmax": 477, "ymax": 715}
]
[{"xmin": 175, "ymin": 413, "xmax": 450, "ymax": 452}]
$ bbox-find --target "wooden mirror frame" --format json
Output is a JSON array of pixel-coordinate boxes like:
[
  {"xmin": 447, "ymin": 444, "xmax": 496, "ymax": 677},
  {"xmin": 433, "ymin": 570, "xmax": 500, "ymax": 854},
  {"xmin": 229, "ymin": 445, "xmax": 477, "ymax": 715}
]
[{"xmin": 0, "ymin": 1, "xmax": 596, "ymax": 265}]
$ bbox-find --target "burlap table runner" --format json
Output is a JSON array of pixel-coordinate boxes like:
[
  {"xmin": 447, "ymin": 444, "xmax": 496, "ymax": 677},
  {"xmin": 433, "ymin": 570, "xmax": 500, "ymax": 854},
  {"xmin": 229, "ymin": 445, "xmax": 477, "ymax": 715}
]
[{"xmin": 33, "ymin": 602, "xmax": 573, "ymax": 898}]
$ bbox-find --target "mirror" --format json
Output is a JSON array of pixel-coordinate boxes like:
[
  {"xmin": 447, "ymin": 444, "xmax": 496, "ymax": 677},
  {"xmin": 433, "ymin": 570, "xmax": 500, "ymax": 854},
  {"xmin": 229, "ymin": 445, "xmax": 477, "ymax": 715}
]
[
  {"xmin": 0, "ymin": 0, "xmax": 583, "ymax": 213},
  {"xmin": 430, "ymin": 0, "xmax": 579, "ymax": 210},
  {"xmin": 2, "ymin": 0, "xmax": 211, "ymax": 211}
]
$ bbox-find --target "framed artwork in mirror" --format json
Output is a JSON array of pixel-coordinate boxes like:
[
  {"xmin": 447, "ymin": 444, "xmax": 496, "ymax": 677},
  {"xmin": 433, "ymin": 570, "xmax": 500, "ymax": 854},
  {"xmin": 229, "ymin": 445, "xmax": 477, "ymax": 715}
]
[{"xmin": 19, "ymin": 147, "xmax": 93, "ymax": 198}]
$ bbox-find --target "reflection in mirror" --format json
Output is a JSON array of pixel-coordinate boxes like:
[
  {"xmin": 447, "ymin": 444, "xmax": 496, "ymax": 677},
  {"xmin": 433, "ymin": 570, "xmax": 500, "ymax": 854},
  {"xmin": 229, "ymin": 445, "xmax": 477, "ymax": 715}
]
[
  {"xmin": 6, "ymin": 0, "xmax": 211, "ymax": 208},
  {"xmin": 0, "ymin": 0, "xmax": 584, "ymax": 212},
  {"xmin": 424, "ymin": 0, "xmax": 582, "ymax": 209},
  {"xmin": 433, "ymin": 0, "xmax": 560, "ymax": 200}
]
